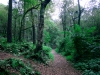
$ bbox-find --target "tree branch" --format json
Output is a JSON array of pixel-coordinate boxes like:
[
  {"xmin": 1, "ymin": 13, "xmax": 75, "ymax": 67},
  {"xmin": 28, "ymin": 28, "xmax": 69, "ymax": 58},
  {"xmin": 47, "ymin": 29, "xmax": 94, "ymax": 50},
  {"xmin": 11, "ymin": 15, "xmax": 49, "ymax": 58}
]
[
  {"xmin": 20, "ymin": 4, "xmax": 40, "ymax": 32},
  {"xmin": 21, "ymin": 4, "xmax": 40, "ymax": 25},
  {"xmin": 43, "ymin": 0, "xmax": 51, "ymax": 7}
]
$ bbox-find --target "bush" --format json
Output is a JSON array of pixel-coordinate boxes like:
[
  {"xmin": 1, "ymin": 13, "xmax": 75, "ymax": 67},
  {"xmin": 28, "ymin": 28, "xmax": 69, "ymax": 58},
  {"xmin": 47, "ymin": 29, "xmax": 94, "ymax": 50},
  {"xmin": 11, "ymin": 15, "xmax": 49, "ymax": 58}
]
[
  {"xmin": 56, "ymin": 24, "xmax": 100, "ymax": 75},
  {"xmin": 29, "ymin": 46, "xmax": 54, "ymax": 64},
  {"xmin": 43, "ymin": 46, "xmax": 54, "ymax": 62},
  {"xmin": 0, "ymin": 40, "xmax": 54, "ymax": 64},
  {"xmin": 19, "ymin": 45, "xmax": 54, "ymax": 64},
  {"xmin": 56, "ymin": 24, "xmax": 99, "ymax": 61},
  {"xmin": 73, "ymin": 58, "xmax": 100, "ymax": 75},
  {"xmin": 0, "ymin": 58, "xmax": 40, "ymax": 75},
  {"xmin": 1, "ymin": 42, "xmax": 36, "ymax": 55}
]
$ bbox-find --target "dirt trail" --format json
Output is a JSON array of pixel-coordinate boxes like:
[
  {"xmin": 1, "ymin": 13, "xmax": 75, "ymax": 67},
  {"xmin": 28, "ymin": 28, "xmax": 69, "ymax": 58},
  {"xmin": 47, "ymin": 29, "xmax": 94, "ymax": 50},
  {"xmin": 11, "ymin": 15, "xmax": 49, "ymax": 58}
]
[
  {"xmin": 0, "ymin": 50, "xmax": 81, "ymax": 75},
  {"xmin": 36, "ymin": 50, "xmax": 81, "ymax": 75}
]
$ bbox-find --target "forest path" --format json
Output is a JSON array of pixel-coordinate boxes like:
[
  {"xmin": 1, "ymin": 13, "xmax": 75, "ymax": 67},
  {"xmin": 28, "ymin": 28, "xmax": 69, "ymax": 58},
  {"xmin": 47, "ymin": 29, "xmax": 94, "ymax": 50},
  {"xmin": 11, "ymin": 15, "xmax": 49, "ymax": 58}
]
[
  {"xmin": 0, "ymin": 50, "xmax": 81, "ymax": 75},
  {"xmin": 36, "ymin": 50, "xmax": 81, "ymax": 75}
]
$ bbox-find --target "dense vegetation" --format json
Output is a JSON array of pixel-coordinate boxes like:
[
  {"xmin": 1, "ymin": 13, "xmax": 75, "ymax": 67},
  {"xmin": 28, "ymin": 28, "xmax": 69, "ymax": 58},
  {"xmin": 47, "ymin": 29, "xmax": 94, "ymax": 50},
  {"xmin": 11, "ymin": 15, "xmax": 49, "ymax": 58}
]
[
  {"xmin": 56, "ymin": 24, "xmax": 100, "ymax": 74},
  {"xmin": 56, "ymin": 0, "xmax": 100, "ymax": 74},
  {"xmin": 0, "ymin": 58, "xmax": 40, "ymax": 75},
  {"xmin": 0, "ymin": 0, "xmax": 100, "ymax": 75}
]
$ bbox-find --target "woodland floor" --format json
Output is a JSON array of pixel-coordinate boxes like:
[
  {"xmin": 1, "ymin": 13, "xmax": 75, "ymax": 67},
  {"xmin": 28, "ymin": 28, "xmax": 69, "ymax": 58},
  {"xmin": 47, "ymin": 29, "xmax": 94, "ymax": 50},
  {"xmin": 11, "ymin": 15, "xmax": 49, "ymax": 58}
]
[{"xmin": 0, "ymin": 50, "xmax": 81, "ymax": 75}]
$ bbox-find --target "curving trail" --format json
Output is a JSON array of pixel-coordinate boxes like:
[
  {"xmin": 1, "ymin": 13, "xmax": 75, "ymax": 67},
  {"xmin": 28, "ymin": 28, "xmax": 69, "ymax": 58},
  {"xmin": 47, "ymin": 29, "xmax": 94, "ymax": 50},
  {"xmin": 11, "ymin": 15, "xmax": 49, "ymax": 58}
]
[
  {"xmin": 0, "ymin": 50, "xmax": 81, "ymax": 75},
  {"xmin": 36, "ymin": 50, "xmax": 81, "ymax": 75}
]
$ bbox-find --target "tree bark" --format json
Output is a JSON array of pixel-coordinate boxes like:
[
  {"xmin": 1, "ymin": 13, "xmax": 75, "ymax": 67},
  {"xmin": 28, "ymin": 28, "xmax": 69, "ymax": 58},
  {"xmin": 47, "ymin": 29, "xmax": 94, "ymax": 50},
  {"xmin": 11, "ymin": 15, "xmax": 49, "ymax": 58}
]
[
  {"xmin": 14, "ymin": 18, "xmax": 17, "ymax": 41},
  {"xmin": 7, "ymin": 0, "xmax": 12, "ymax": 43},
  {"xmin": 22, "ymin": 1, "xmax": 26, "ymax": 40},
  {"xmin": 78, "ymin": 0, "xmax": 81, "ymax": 25},
  {"xmin": 62, "ymin": 3, "xmax": 67, "ymax": 38},
  {"xmin": 18, "ymin": 17, "xmax": 22, "ymax": 42},
  {"xmin": 31, "ymin": 10, "xmax": 36, "ymax": 44},
  {"xmin": 35, "ymin": 0, "xmax": 51, "ymax": 52}
]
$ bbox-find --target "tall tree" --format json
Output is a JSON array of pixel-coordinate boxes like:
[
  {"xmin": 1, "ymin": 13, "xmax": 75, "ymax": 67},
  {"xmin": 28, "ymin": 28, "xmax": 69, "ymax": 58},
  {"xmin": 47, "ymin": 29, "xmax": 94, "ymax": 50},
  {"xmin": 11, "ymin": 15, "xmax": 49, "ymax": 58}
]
[
  {"xmin": 7, "ymin": 0, "xmax": 12, "ymax": 43},
  {"xmin": 35, "ymin": 0, "xmax": 51, "ymax": 52},
  {"xmin": 31, "ymin": 10, "xmax": 36, "ymax": 44},
  {"xmin": 77, "ymin": 0, "xmax": 84, "ymax": 25},
  {"xmin": 61, "ymin": 1, "xmax": 67, "ymax": 38}
]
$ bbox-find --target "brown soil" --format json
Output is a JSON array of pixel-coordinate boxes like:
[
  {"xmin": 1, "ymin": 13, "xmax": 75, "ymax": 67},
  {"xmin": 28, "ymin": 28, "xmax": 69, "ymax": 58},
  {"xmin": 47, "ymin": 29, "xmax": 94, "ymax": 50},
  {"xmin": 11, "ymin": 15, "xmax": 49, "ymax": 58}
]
[{"xmin": 0, "ymin": 50, "xmax": 81, "ymax": 75}]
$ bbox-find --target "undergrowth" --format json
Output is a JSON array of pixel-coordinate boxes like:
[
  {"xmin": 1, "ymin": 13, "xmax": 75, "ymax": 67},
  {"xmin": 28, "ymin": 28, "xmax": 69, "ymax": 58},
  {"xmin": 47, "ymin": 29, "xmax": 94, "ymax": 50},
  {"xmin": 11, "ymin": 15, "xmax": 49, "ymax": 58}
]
[
  {"xmin": 0, "ymin": 58, "xmax": 40, "ymax": 75},
  {"xmin": 0, "ymin": 38, "xmax": 54, "ymax": 64},
  {"xmin": 73, "ymin": 58, "xmax": 100, "ymax": 75},
  {"xmin": 0, "ymin": 38, "xmax": 54, "ymax": 74},
  {"xmin": 56, "ymin": 24, "xmax": 100, "ymax": 74},
  {"xmin": 26, "ymin": 46, "xmax": 54, "ymax": 64}
]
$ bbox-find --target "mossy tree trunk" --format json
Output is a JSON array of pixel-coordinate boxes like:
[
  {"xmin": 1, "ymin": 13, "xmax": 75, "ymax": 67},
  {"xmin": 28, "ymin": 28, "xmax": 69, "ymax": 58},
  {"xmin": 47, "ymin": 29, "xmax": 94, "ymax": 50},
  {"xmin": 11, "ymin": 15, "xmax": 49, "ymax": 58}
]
[{"xmin": 35, "ymin": 0, "xmax": 51, "ymax": 52}]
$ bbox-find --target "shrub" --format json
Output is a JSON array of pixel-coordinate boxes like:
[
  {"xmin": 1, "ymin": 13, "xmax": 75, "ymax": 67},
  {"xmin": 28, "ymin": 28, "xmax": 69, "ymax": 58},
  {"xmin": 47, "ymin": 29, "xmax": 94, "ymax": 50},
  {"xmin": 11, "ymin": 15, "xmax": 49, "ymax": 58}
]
[
  {"xmin": 21, "ymin": 45, "xmax": 54, "ymax": 64},
  {"xmin": 30, "ymin": 46, "xmax": 54, "ymax": 64},
  {"xmin": 57, "ymin": 24, "xmax": 98, "ymax": 61},
  {"xmin": 56, "ymin": 24, "xmax": 100, "ymax": 75},
  {"xmin": 1, "ymin": 41, "xmax": 54, "ymax": 64},
  {"xmin": 1, "ymin": 42, "xmax": 36, "ymax": 55},
  {"xmin": 0, "ymin": 58, "xmax": 40, "ymax": 75},
  {"xmin": 73, "ymin": 58, "xmax": 100, "ymax": 75}
]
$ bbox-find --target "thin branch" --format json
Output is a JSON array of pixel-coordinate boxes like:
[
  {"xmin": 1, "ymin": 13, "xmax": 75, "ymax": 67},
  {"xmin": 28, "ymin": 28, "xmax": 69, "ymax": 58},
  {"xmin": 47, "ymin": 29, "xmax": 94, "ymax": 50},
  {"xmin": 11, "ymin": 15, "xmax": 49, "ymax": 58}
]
[
  {"xmin": 21, "ymin": 4, "xmax": 40, "ymax": 25},
  {"xmin": 20, "ymin": 4, "xmax": 40, "ymax": 32}
]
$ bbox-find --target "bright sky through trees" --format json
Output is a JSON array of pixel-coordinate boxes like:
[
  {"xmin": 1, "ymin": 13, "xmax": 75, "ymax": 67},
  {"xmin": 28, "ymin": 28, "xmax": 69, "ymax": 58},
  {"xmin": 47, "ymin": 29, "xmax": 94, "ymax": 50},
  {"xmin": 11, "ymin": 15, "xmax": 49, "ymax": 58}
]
[
  {"xmin": 0, "ymin": 0, "xmax": 19, "ymax": 5},
  {"xmin": 51, "ymin": 0, "xmax": 100, "ymax": 20},
  {"xmin": 0, "ymin": 0, "xmax": 99, "ymax": 6},
  {"xmin": 0, "ymin": 0, "xmax": 99, "ymax": 20},
  {"xmin": 0, "ymin": 0, "xmax": 8, "ymax": 5}
]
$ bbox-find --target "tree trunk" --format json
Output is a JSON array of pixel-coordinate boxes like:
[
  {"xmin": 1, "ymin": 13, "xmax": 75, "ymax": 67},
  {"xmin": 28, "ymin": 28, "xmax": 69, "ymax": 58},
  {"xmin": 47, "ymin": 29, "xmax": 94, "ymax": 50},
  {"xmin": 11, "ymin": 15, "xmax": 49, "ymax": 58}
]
[
  {"xmin": 7, "ymin": 0, "xmax": 12, "ymax": 43},
  {"xmin": 19, "ymin": 17, "xmax": 22, "ymax": 42},
  {"xmin": 63, "ymin": 11, "xmax": 67, "ymax": 38},
  {"xmin": 32, "ymin": 24, "xmax": 36, "ymax": 44},
  {"xmin": 22, "ymin": 1, "xmax": 26, "ymax": 40},
  {"xmin": 61, "ymin": 2, "xmax": 67, "ymax": 38},
  {"xmin": 61, "ymin": 2, "xmax": 67, "ymax": 52},
  {"xmin": 35, "ymin": 0, "xmax": 51, "ymax": 52},
  {"xmin": 31, "ymin": 10, "xmax": 36, "ymax": 44},
  {"xmin": 14, "ymin": 18, "xmax": 17, "ymax": 41},
  {"xmin": 78, "ymin": 0, "xmax": 81, "ymax": 25}
]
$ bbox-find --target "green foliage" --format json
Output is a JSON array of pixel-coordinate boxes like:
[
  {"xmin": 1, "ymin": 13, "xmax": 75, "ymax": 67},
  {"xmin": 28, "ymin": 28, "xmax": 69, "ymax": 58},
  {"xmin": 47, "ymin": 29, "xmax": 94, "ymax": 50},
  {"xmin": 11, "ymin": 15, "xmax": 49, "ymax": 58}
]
[
  {"xmin": 43, "ymin": 46, "xmax": 52, "ymax": 53},
  {"xmin": 56, "ymin": 26, "xmax": 75, "ymax": 61},
  {"xmin": 28, "ymin": 46, "xmax": 54, "ymax": 64},
  {"xmin": 73, "ymin": 25, "xmax": 99, "ymax": 61},
  {"xmin": 66, "ymin": 55, "xmax": 74, "ymax": 61},
  {"xmin": 0, "ymin": 4, "xmax": 7, "ymax": 37},
  {"xmin": 44, "ymin": 30, "xmax": 51, "ymax": 44},
  {"xmin": 0, "ymin": 37, "xmax": 7, "ymax": 43},
  {"xmin": 74, "ymin": 58, "xmax": 100, "ymax": 75},
  {"xmin": 43, "ymin": 46, "xmax": 54, "ymax": 62},
  {"xmin": 73, "ymin": 35, "xmax": 90, "ymax": 60},
  {"xmin": 74, "ymin": 24, "xmax": 81, "ymax": 33},
  {"xmin": 44, "ymin": 19, "xmax": 62, "ymax": 48},
  {"xmin": 83, "ymin": 26, "xmax": 96, "ymax": 36},
  {"xmin": 57, "ymin": 24, "xmax": 99, "ymax": 61},
  {"xmin": 1, "ymin": 42, "xmax": 36, "ymax": 55},
  {"xmin": 0, "ymin": 40, "xmax": 54, "ymax": 64},
  {"xmin": 0, "ymin": 58, "xmax": 40, "ymax": 75},
  {"xmin": 24, "ymin": 0, "xmax": 38, "ymax": 6},
  {"xmin": 57, "ymin": 24, "xmax": 100, "ymax": 74}
]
